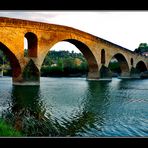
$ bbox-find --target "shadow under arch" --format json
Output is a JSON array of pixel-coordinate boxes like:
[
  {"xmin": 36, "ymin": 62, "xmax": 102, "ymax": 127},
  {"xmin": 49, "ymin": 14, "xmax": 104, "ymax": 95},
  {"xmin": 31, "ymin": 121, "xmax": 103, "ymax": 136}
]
[
  {"xmin": 108, "ymin": 53, "xmax": 130, "ymax": 77},
  {"xmin": 62, "ymin": 39, "xmax": 99, "ymax": 79},
  {"xmin": 136, "ymin": 61, "xmax": 147, "ymax": 73},
  {"xmin": 0, "ymin": 42, "xmax": 21, "ymax": 80}
]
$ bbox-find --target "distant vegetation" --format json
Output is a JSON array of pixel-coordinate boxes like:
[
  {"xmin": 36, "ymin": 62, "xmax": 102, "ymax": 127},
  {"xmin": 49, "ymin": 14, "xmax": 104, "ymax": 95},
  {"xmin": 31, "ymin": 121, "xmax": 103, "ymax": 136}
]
[
  {"xmin": 0, "ymin": 50, "xmax": 11, "ymax": 76},
  {"xmin": 134, "ymin": 43, "xmax": 148, "ymax": 54},
  {"xmin": 0, "ymin": 49, "xmax": 134, "ymax": 77},
  {"xmin": 41, "ymin": 50, "xmax": 88, "ymax": 77},
  {"xmin": 0, "ymin": 50, "xmax": 89, "ymax": 77},
  {"xmin": 108, "ymin": 59, "xmax": 121, "ymax": 75}
]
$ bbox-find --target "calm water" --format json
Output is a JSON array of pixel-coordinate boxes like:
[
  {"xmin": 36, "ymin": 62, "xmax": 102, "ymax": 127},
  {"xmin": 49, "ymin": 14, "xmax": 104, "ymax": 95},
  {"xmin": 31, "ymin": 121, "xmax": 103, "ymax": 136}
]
[{"xmin": 0, "ymin": 77, "xmax": 148, "ymax": 137}]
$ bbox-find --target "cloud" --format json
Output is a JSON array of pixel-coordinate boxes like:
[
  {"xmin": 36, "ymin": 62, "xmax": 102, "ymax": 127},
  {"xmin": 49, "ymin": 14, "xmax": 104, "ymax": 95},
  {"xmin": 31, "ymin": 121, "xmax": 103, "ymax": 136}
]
[
  {"xmin": 0, "ymin": 10, "xmax": 67, "ymax": 23},
  {"xmin": 1, "ymin": 11, "xmax": 148, "ymax": 51}
]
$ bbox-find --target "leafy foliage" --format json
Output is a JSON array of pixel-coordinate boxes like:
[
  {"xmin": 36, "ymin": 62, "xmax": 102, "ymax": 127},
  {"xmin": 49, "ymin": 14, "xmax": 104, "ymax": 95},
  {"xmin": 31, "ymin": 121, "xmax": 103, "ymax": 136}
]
[
  {"xmin": 41, "ymin": 50, "xmax": 88, "ymax": 77},
  {"xmin": 134, "ymin": 43, "xmax": 148, "ymax": 54},
  {"xmin": 0, "ymin": 50, "xmax": 12, "ymax": 76}
]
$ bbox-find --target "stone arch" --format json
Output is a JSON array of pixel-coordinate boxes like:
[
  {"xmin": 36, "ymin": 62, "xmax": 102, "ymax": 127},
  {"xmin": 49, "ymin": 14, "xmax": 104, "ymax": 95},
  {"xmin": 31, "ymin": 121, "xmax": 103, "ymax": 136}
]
[
  {"xmin": 41, "ymin": 39, "xmax": 99, "ymax": 79},
  {"xmin": 0, "ymin": 42, "xmax": 21, "ymax": 79},
  {"xmin": 136, "ymin": 61, "xmax": 147, "ymax": 73},
  {"xmin": 63, "ymin": 39, "xmax": 99, "ymax": 79},
  {"xmin": 101, "ymin": 49, "xmax": 105, "ymax": 64},
  {"xmin": 108, "ymin": 53, "xmax": 130, "ymax": 77},
  {"xmin": 24, "ymin": 32, "xmax": 38, "ymax": 57}
]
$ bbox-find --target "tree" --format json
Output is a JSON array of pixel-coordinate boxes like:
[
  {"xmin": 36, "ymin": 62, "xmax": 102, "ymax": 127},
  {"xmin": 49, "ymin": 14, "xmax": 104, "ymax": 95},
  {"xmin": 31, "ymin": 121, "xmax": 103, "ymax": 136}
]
[
  {"xmin": 41, "ymin": 50, "xmax": 88, "ymax": 77},
  {"xmin": 134, "ymin": 43, "xmax": 148, "ymax": 54}
]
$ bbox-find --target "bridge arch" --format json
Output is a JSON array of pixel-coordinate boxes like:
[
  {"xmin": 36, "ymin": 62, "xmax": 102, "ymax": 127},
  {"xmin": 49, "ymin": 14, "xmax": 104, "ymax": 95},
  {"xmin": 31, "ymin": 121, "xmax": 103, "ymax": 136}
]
[
  {"xmin": 108, "ymin": 53, "xmax": 130, "ymax": 77},
  {"xmin": 41, "ymin": 39, "xmax": 99, "ymax": 79},
  {"xmin": 24, "ymin": 32, "xmax": 38, "ymax": 57},
  {"xmin": 0, "ymin": 42, "xmax": 21, "ymax": 80},
  {"xmin": 136, "ymin": 61, "xmax": 147, "ymax": 73}
]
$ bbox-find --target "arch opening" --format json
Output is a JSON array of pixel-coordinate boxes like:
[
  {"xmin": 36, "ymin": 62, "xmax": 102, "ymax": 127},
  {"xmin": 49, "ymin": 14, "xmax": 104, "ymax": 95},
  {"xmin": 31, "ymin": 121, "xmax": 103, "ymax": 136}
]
[
  {"xmin": 41, "ymin": 40, "xmax": 99, "ymax": 79},
  {"xmin": 136, "ymin": 61, "xmax": 147, "ymax": 73},
  {"xmin": 0, "ymin": 42, "xmax": 21, "ymax": 79},
  {"xmin": 101, "ymin": 49, "xmax": 105, "ymax": 64},
  {"xmin": 0, "ymin": 50, "xmax": 11, "ymax": 77},
  {"xmin": 66, "ymin": 39, "xmax": 99, "ymax": 78},
  {"xmin": 131, "ymin": 58, "xmax": 134, "ymax": 66},
  {"xmin": 136, "ymin": 61, "xmax": 148, "ymax": 78},
  {"xmin": 24, "ymin": 32, "xmax": 37, "ymax": 57},
  {"xmin": 108, "ymin": 53, "xmax": 129, "ymax": 77}
]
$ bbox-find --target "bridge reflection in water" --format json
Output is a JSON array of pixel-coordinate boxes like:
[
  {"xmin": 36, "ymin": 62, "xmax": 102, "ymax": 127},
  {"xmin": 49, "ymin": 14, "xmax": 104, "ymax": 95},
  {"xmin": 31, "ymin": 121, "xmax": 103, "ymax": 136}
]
[
  {"xmin": 2, "ymin": 83, "xmax": 101, "ymax": 136},
  {"xmin": 1, "ymin": 78, "xmax": 108, "ymax": 136},
  {"xmin": 1, "ymin": 77, "xmax": 148, "ymax": 137},
  {"xmin": 2, "ymin": 85, "xmax": 59, "ymax": 136}
]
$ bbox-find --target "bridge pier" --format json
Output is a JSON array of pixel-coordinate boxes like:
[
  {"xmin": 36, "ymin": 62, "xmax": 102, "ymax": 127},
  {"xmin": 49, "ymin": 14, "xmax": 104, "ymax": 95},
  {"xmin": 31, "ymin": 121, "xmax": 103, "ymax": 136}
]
[
  {"xmin": 12, "ymin": 76, "xmax": 40, "ymax": 86},
  {"xmin": 119, "ymin": 72, "xmax": 130, "ymax": 79},
  {"xmin": 87, "ymin": 71, "xmax": 100, "ymax": 80},
  {"xmin": 12, "ymin": 59, "xmax": 40, "ymax": 86},
  {"xmin": 130, "ymin": 67, "xmax": 141, "ymax": 78},
  {"xmin": 13, "ymin": 81, "xmax": 40, "ymax": 86},
  {"xmin": 87, "ymin": 68, "xmax": 112, "ymax": 81},
  {"xmin": 100, "ymin": 65, "xmax": 112, "ymax": 79}
]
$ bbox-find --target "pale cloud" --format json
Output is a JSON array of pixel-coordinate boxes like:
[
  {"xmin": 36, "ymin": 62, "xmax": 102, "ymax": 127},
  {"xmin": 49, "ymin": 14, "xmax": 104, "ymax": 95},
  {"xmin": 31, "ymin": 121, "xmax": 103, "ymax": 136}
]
[{"xmin": 0, "ymin": 10, "xmax": 148, "ymax": 52}]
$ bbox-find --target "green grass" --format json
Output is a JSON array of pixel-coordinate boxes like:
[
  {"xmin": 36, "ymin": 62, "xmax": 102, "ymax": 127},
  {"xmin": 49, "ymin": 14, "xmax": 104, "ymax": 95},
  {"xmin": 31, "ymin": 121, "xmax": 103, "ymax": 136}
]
[{"xmin": 0, "ymin": 119, "xmax": 22, "ymax": 137}]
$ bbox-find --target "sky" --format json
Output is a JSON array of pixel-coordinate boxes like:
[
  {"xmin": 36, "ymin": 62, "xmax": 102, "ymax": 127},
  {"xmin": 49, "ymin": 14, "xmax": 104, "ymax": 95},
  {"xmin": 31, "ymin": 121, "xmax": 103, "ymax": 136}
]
[{"xmin": 0, "ymin": 10, "xmax": 148, "ymax": 53}]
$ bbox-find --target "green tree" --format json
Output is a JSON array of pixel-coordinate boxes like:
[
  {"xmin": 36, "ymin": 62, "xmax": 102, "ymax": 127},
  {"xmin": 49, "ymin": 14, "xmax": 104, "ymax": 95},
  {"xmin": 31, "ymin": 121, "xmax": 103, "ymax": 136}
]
[
  {"xmin": 57, "ymin": 58, "xmax": 64, "ymax": 71},
  {"xmin": 41, "ymin": 50, "xmax": 88, "ymax": 77},
  {"xmin": 134, "ymin": 43, "xmax": 148, "ymax": 54}
]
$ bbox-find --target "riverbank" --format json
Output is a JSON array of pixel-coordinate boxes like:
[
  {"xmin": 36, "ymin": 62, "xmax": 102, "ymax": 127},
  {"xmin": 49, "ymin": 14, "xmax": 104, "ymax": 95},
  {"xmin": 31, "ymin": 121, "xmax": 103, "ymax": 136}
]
[{"xmin": 0, "ymin": 119, "xmax": 22, "ymax": 136}]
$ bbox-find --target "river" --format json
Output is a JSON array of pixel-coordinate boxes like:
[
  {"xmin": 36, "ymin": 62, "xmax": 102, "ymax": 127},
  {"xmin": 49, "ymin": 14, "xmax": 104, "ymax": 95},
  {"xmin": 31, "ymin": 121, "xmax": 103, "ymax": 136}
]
[{"xmin": 0, "ymin": 77, "xmax": 148, "ymax": 137}]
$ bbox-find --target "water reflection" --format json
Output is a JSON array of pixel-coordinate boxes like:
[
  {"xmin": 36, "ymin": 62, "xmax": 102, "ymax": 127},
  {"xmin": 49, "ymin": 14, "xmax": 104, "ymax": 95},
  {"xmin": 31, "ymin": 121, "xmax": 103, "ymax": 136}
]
[
  {"xmin": 2, "ymin": 85, "xmax": 59, "ymax": 136},
  {"xmin": 1, "ymin": 79, "xmax": 112, "ymax": 137},
  {"xmin": 1, "ymin": 77, "xmax": 148, "ymax": 137},
  {"xmin": 54, "ymin": 80, "xmax": 111, "ymax": 136},
  {"xmin": 76, "ymin": 81, "xmax": 111, "ymax": 136}
]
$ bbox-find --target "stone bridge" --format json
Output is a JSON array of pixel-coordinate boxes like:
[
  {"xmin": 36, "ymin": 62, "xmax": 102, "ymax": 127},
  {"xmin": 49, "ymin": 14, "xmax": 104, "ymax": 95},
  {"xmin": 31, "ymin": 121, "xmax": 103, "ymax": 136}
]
[{"xmin": 0, "ymin": 17, "xmax": 147, "ymax": 85}]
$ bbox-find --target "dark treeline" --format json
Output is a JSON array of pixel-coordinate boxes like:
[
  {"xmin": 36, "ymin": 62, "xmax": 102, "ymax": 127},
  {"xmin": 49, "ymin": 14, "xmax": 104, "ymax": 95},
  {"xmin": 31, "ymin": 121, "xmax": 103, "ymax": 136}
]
[
  {"xmin": 134, "ymin": 43, "xmax": 148, "ymax": 54},
  {"xmin": 0, "ymin": 50, "xmax": 12, "ymax": 76},
  {"xmin": 0, "ymin": 50, "xmax": 89, "ymax": 77},
  {"xmin": 0, "ymin": 49, "xmax": 121, "ymax": 77},
  {"xmin": 41, "ymin": 50, "xmax": 88, "ymax": 77}
]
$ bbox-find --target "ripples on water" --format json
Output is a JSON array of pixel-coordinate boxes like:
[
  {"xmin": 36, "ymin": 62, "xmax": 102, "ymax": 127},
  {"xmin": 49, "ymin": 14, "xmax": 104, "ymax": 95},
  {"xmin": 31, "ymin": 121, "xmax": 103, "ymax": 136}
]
[{"xmin": 0, "ymin": 77, "xmax": 148, "ymax": 137}]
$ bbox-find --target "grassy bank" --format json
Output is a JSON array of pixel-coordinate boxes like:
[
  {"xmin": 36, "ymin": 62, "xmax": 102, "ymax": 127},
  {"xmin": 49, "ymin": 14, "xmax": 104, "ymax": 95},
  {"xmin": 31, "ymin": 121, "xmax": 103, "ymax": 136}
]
[{"xmin": 0, "ymin": 119, "xmax": 22, "ymax": 137}]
